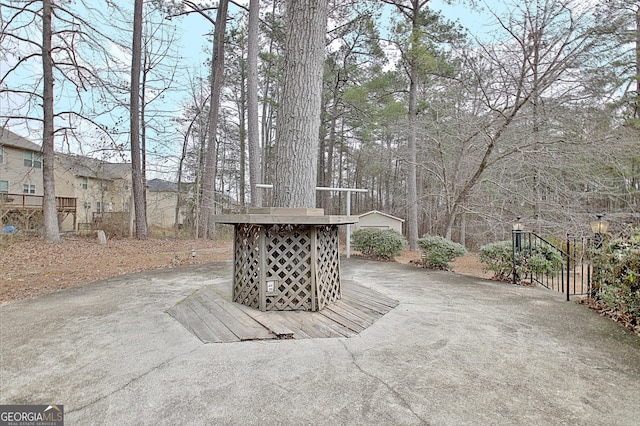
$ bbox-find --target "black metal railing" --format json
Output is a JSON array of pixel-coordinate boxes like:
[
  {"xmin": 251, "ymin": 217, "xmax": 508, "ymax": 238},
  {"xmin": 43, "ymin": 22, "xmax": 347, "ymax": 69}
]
[{"xmin": 512, "ymin": 231, "xmax": 592, "ymax": 301}]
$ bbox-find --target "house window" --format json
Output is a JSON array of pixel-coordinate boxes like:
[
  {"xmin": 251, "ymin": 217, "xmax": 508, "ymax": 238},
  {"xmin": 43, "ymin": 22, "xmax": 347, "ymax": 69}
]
[
  {"xmin": 0, "ymin": 180, "xmax": 8, "ymax": 193},
  {"xmin": 23, "ymin": 184, "xmax": 35, "ymax": 194},
  {"xmin": 23, "ymin": 151, "xmax": 42, "ymax": 169},
  {"xmin": 96, "ymin": 201, "xmax": 102, "ymax": 213},
  {"xmin": 81, "ymin": 177, "xmax": 88, "ymax": 190},
  {"xmin": 0, "ymin": 146, "xmax": 4, "ymax": 163}
]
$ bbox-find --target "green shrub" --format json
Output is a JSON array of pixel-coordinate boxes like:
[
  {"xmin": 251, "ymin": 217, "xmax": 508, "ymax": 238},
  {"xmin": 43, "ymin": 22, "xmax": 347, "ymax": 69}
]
[
  {"xmin": 525, "ymin": 244, "xmax": 564, "ymax": 275},
  {"xmin": 479, "ymin": 240, "xmax": 564, "ymax": 282},
  {"xmin": 591, "ymin": 227, "xmax": 640, "ymax": 324},
  {"xmin": 417, "ymin": 234, "xmax": 466, "ymax": 269},
  {"xmin": 479, "ymin": 240, "xmax": 513, "ymax": 280},
  {"xmin": 351, "ymin": 228, "xmax": 407, "ymax": 259}
]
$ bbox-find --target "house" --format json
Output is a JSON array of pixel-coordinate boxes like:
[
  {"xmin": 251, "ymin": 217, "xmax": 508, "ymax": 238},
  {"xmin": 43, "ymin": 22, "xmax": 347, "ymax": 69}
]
[
  {"xmin": 1, "ymin": 129, "xmax": 136, "ymax": 231},
  {"xmin": 0, "ymin": 129, "xmax": 76, "ymax": 230},
  {"xmin": 0, "ymin": 128, "xmax": 44, "ymax": 197},
  {"xmin": 54, "ymin": 153, "xmax": 132, "ymax": 230},
  {"xmin": 146, "ymin": 178, "xmax": 186, "ymax": 229},
  {"xmin": 353, "ymin": 210, "xmax": 405, "ymax": 234},
  {"xmin": 145, "ymin": 178, "xmax": 242, "ymax": 229},
  {"xmin": 1, "ymin": 129, "xmax": 211, "ymax": 233}
]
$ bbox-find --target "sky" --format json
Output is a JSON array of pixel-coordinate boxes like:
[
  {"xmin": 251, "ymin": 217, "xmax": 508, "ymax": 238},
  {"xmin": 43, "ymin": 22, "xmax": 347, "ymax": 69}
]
[
  {"xmin": 177, "ymin": 0, "xmax": 496, "ymax": 71},
  {"xmin": 1, "ymin": 0, "xmax": 497, "ymax": 181}
]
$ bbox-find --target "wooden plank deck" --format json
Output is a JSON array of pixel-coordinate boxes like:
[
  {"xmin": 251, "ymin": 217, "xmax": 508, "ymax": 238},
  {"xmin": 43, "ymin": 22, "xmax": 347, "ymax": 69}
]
[{"xmin": 167, "ymin": 281, "xmax": 398, "ymax": 344}]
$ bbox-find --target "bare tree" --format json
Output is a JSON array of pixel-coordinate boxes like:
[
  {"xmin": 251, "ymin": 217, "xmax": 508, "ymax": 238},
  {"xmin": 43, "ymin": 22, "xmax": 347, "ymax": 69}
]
[
  {"xmin": 41, "ymin": 0, "xmax": 60, "ymax": 242},
  {"xmin": 1, "ymin": 1, "xmax": 137, "ymax": 240},
  {"xmin": 435, "ymin": 0, "xmax": 606, "ymax": 237},
  {"xmin": 198, "ymin": 0, "xmax": 229, "ymax": 238},
  {"xmin": 1, "ymin": 0, "xmax": 111, "ymax": 242},
  {"xmin": 247, "ymin": 0, "xmax": 262, "ymax": 207},
  {"xmin": 130, "ymin": 0, "xmax": 147, "ymax": 239}
]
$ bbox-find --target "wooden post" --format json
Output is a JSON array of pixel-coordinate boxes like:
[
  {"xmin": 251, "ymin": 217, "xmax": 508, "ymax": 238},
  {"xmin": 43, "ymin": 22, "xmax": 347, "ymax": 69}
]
[
  {"xmin": 310, "ymin": 227, "xmax": 318, "ymax": 312},
  {"xmin": 259, "ymin": 226, "xmax": 267, "ymax": 311}
]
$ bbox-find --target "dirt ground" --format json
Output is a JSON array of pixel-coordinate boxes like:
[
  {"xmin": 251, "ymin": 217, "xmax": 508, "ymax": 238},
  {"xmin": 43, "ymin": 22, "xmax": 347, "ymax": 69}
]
[
  {"xmin": 0, "ymin": 234, "xmax": 233, "ymax": 305},
  {"xmin": 394, "ymin": 249, "xmax": 494, "ymax": 280},
  {"xmin": 0, "ymin": 234, "xmax": 491, "ymax": 305}
]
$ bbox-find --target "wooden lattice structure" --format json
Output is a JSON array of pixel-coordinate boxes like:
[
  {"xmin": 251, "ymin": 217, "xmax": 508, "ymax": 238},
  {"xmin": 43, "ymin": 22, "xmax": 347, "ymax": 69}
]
[{"xmin": 216, "ymin": 208, "xmax": 357, "ymax": 312}]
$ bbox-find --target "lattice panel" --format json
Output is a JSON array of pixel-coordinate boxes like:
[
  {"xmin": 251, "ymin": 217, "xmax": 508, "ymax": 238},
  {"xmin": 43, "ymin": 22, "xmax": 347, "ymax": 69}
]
[
  {"xmin": 315, "ymin": 225, "xmax": 341, "ymax": 310},
  {"xmin": 233, "ymin": 224, "xmax": 261, "ymax": 309},
  {"xmin": 231, "ymin": 222, "xmax": 344, "ymax": 312},
  {"xmin": 264, "ymin": 225, "xmax": 313, "ymax": 311}
]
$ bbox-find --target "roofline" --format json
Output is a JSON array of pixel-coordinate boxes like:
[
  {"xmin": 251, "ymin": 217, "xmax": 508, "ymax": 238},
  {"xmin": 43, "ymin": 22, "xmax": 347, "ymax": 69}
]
[
  {"xmin": 0, "ymin": 128, "xmax": 42, "ymax": 152},
  {"xmin": 357, "ymin": 210, "xmax": 405, "ymax": 222}
]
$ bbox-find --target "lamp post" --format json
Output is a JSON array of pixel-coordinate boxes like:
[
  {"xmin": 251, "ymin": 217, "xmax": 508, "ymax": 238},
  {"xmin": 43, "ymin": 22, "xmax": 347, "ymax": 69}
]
[
  {"xmin": 590, "ymin": 214, "xmax": 609, "ymax": 249},
  {"xmin": 512, "ymin": 217, "xmax": 524, "ymax": 284},
  {"xmin": 589, "ymin": 214, "xmax": 609, "ymax": 298},
  {"xmin": 512, "ymin": 216, "xmax": 524, "ymax": 251}
]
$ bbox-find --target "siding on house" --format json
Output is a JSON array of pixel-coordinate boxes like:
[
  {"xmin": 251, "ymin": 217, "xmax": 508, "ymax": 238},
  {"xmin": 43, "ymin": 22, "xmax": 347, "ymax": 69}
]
[
  {"xmin": 146, "ymin": 178, "xmax": 183, "ymax": 228},
  {"xmin": 0, "ymin": 129, "xmax": 44, "ymax": 196},
  {"xmin": 354, "ymin": 210, "xmax": 405, "ymax": 234},
  {"xmin": 1, "ymin": 130, "xmax": 195, "ymax": 232},
  {"xmin": 55, "ymin": 153, "xmax": 132, "ymax": 231}
]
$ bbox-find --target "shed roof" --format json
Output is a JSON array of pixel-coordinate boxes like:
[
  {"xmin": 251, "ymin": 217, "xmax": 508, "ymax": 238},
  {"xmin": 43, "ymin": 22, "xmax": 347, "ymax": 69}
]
[
  {"xmin": 358, "ymin": 210, "xmax": 405, "ymax": 223},
  {"xmin": 0, "ymin": 128, "xmax": 41, "ymax": 152}
]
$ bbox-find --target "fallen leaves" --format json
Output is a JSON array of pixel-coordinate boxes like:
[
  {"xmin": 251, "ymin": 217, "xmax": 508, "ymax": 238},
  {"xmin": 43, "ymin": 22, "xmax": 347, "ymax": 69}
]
[
  {"xmin": 583, "ymin": 298, "xmax": 640, "ymax": 335},
  {"xmin": 0, "ymin": 234, "xmax": 233, "ymax": 305}
]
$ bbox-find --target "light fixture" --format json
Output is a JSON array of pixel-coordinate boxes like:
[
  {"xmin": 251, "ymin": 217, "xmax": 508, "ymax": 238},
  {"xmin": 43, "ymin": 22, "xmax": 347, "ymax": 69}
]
[
  {"xmin": 590, "ymin": 214, "xmax": 609, "ymax": 235},
  {"xmin": 512, "ymin": 216, "xmax": 524, "ymax": 232}
]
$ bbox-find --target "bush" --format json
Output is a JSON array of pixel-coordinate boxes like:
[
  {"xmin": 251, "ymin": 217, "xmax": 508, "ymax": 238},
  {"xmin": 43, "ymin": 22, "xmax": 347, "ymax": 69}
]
[
  {"xmin": 591, "ymin": 227, "xmax": 640, "ymax": 327},
  {"xmin": 417, "ymin": 234, "xmax": 466, "ymax": 269},
  {"xmin": 525, "ymin": 244, "xmax": 564, "ymax": 276},
  {"xmin": 351, "ymin": 228, "xmax": 407, "ymax": 259},
  {"xmin": 479, "ymin": 240, "xmax": 564, "ymax": 282},
  {"xmin": 479, "ymin": 240, "xmax": 513, "ymax": 280},
  {"xmin": 93, "ymin": 212, "xmax": 128, "ymax": 238}
]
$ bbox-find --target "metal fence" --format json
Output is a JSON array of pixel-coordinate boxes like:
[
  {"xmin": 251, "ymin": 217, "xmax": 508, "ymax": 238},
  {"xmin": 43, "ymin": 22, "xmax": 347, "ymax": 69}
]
[{"xmin": 512, "ymin": 231, "xmax": 592, "ymax": 301}]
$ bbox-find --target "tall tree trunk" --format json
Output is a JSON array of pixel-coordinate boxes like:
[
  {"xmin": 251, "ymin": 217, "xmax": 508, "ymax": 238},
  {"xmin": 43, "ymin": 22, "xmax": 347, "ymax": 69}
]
[
  {"xmin": 239, "ymin": 68, "xmax": 247, "ymax": 206},
  {"xmin": 130, "ymin": 0, "xmax": 147, "ymax": 240},
  {"xmin": 198, "ymin": 0, "xmax": 229, "ymax": 238},
  {"xmin": 194, "ymin": 112, "xmax": 207, "ymax": 237},
  {"xmin": 41, "ymin": 0, "xmax": 60, "ymax": 243},
  {"xmin": 459, "ymin": 211, "xmax": 466, "ymax": 247},
  {"xmin": 635, "ymin": 4, "xmax": 640, "ymax": 120},
  {"xmin": 175, "ymin": 118, "xmax": 197, "ymax": 229},
  {"xmin": 322, "ymin": 90, "xmax": 339, "ymax": 214},
  {"xmin": 141, "ymin": 48, "xmax": 149, "ymax": 230},
  {"xmin": 273, "ymin": 0, "xmax": 328, "ymax": 208},
  {"xmin": 247, "ymin": 0, "xmax": 262, "ymax": 207},
  {"xmin": 259, "ymin": 0, "xmax": 278, "ymax": 194},
  {"xmin": 531, "ymin": 25, "xmax": 542, "ymax": 232},
  {"xmin": 406, "ymin": 3, "xmax": 420, "ymax": 250}
]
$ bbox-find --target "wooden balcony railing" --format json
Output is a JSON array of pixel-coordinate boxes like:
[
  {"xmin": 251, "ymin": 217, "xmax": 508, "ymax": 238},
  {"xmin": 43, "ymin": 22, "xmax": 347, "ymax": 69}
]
[{"xmin": 0, "ymin": 193, "xmax": 77, "ymax": 211}]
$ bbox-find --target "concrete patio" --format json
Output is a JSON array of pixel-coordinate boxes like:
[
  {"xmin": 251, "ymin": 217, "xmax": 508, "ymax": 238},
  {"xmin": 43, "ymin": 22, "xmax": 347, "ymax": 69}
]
[{"xmin": 1, "ymin": 258, "xmax": 639, "ymax": 425}]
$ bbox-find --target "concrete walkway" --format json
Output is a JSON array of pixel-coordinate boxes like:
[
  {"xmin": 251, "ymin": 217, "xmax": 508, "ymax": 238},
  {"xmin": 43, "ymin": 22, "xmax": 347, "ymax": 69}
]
[{"xmin": 1, "ymin": 258, "xmax": 639, "ymax": 425}]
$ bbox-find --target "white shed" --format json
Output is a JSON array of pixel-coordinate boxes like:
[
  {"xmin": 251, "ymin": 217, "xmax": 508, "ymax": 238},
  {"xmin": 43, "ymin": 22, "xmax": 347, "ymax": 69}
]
[{"xmin": 354, "ymin": 210, "xmax": 405, "ymax": 234}]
